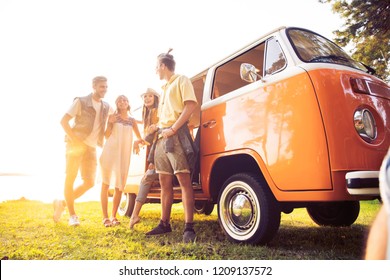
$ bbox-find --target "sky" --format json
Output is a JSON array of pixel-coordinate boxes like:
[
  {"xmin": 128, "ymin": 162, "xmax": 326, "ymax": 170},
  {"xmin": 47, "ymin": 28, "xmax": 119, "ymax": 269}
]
[{"xmin": 0, "ymin": 0, "xmax": 344, "ymax": 198}]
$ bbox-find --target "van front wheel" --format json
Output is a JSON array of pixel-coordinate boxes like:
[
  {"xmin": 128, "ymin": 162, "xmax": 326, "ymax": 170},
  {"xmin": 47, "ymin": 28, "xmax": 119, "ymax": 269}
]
[
  {"xmin": 118, "ymin": 193, "xmax": 136, "ymax": 217},
  {"xmin": 217, "ymin": 173, "xmax": 280, "ymax": 245}
]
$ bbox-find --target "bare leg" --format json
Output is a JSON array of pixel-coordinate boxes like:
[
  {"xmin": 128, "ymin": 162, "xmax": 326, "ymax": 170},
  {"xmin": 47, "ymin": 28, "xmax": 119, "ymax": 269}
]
[
  {"xmin": 111, "ymin": 188, "xmax": 122, "ymax": 219},
  {"xmin": 64, "ymin": 174, "xmax": 78, "ymax": 216},
  {"xmin": 176, "ymin": 173, "xmax": 194, "ymax": 223},
  {"xmin": 73, "ymin": 180, "xmax": 95, "ymax": 199},
  {"xmin": 101, "ymin": 183, "xmax": 110, "ymax": 220},
  {"xmin": 62, "ymin": 143, "xmax": 95, "ymax": 220},
  {"xmin": 159, "ymin": 173, "xmax": 174, "ymax": 223},
  {"xmin": 176, "ymin": 172, "xmax": 196, "ymax": 242},
  {"xmin": 129, "ymin": 201, "xmax": 143, "ymax": 228}
]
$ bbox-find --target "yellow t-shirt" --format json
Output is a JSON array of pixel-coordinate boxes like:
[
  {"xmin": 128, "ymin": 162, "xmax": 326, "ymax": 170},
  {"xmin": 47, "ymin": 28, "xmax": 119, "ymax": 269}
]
[{"xmin": 158, "ymin": 74, "xmax": 197, "ymax": 128}]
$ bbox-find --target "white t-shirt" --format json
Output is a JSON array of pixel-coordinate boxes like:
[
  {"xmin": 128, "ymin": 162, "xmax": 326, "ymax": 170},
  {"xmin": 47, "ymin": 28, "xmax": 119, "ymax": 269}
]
[{"xmin": 67, "ymin": 98, "xmax": 113, "ymax": 147}]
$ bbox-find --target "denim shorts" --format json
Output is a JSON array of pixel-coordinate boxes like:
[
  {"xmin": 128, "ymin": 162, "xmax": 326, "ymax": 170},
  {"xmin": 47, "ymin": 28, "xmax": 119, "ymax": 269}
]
[{"xmin": 154, "ymin": 135, "xmax": 190, "ymax": 175}]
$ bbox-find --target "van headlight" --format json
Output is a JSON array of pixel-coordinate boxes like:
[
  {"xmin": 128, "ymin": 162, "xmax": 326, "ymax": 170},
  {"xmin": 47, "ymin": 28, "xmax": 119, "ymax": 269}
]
[{"xmin": 354, "ymin": 109, "xmax": 377, "ymax": 141}]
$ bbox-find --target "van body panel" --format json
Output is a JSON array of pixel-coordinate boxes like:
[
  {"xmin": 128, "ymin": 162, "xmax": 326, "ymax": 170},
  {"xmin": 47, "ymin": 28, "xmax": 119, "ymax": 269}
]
[
  {"xmin": 125, "ymin": 27, "xmax": 389, "ymax": 202},
  {"xmin": 121, "ymin": 27, "xmax": 389, "ymax": 242},
  {"xmin": 306, "ymin": 68, "xmax": 390, "ymax": 172},
  {"xmin": 200, "ymin": 71, "xmax": 331, "ymax": 192}
]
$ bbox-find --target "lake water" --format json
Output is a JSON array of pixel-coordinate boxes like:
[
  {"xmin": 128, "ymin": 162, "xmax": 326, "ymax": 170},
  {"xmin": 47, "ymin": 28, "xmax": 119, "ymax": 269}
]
[
  {"xmin": 0, "ymin": 145, "xmax": 146, "ymax": 204},
  {"xmin": 0, "ymin": 174, "xmax": 101, "ymax": 203}
]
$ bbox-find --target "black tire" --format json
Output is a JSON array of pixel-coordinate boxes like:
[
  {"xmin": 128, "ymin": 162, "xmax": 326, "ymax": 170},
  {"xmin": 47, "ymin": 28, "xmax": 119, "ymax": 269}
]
[
  {"xmin": 194, "ymin": 201, "xmax": 214, "ymax": 215},
  {"xmin": 118, "ymin": 193, "xmax": 136, "ymax": 217},
  {"xmin": 307, "ymin": 201, "xmax": 360, "ymax": 227},
  {"xmin": 217, "ymin": 173, "xmax": 280, "ymax": 245}
]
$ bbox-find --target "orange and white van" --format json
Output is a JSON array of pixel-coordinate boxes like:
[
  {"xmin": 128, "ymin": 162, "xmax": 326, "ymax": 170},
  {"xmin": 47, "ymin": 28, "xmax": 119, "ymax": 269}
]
[{"xmin": 121, "ymin": 26, "xmax": 390, "ymax": 244}]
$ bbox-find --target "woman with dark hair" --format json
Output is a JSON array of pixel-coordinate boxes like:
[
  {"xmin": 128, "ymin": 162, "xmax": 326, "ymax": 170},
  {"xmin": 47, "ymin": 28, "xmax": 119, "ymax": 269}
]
[
  {"xmin": 100, "ymin": 95, "xmax": 142, "ymax": 227},
  {"xmin": 129, "ymin": 88, "xmax": 160, "ymax": 229}
]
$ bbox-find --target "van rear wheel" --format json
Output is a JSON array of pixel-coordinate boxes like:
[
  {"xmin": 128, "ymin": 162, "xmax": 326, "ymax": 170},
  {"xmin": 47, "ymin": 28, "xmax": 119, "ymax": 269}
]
[
  {"xmin": 194, "ymin": 201, "xmax": 214, "ymax": 215},
  {"xmin": 217, "ymin": 173, "xmax": 280, "ymax": 245},
  {"xmin": 118, "ymin": 193, "xmax": 136, "ymax": 217},
  {"xmin": 307, "ymin": 201, "xmax": 360, "ymax": 226}
]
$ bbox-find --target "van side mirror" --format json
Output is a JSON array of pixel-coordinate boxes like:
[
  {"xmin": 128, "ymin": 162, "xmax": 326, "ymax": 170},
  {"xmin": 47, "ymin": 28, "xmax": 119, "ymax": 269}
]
[{"xmin": 240, "ymin": 63, "xmax": 263, "ymax": 83}]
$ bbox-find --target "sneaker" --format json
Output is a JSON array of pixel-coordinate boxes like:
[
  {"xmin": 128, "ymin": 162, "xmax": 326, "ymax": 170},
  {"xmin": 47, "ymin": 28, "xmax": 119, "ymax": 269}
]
[
  {"xmin": 53, "ymin": 199, "xmax": 65, "ymax": 223},
  {"xmin": 145, "ymin": 220, "xmax": 172, "ymax": 236},
  {"xmin": 183, "ymin": 228, "xmax": 196, "ymax": 243},
  {"xmin": 69, "ymin": 215, "xmax": 80, "ymax": 226}
]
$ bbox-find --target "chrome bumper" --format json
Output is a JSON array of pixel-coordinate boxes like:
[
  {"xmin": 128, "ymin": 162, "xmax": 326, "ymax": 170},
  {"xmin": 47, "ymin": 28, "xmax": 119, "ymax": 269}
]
[{"xmin": 346, "ymin": 171, "xmax": 380, "ymax": 196}]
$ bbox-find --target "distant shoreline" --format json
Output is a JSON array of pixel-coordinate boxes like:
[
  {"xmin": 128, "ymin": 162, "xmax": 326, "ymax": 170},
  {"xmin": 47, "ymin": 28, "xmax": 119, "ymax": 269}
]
[{"xmin": 0, "ymin": 172, "xmax": 30, "ymax": 176}]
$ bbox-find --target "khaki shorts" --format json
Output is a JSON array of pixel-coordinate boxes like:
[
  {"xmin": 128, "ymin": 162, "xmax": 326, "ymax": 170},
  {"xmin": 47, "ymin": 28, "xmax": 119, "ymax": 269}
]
[
  {"xmin": 154, "ymin": 135, "xmax": 190, "ymax": 175},
  {"xmin": 65, "ymin": 142, "xmax": 97, "ymax": 183}
]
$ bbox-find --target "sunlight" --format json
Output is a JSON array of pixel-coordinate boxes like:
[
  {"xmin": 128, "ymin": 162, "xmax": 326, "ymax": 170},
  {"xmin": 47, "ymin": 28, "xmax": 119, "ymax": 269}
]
[{"xmin": 0, "ymin": 0, "xmax": 344, "ymax": 203}]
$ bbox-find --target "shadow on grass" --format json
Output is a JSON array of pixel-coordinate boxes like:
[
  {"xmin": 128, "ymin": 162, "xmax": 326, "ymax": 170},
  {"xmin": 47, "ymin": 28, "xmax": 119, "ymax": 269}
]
[
  {"xmin": 186, "ymin": 220, "xmax": 370, "ymax": 259},
  {"xmin": 266, "ymin": 224, "xmax": 369, "ymax": 259}
]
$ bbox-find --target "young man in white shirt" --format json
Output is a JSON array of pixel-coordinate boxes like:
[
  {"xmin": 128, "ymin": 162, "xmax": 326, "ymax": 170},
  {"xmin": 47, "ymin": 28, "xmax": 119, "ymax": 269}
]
[{"xmin": 54, "ymin": 76, "xmax": 111, "ymax": 226}]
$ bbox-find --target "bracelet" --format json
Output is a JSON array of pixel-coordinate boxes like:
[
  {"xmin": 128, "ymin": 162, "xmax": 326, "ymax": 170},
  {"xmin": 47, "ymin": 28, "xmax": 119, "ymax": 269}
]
[{"xmin": 170, "ymin": 127, "xmax": 176, "ymax": 134}]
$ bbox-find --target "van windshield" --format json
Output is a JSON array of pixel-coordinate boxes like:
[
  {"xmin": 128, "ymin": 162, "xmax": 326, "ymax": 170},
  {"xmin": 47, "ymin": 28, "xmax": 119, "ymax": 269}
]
[{"xmin": 287, "ymin": 28, "xmax": 366, "ymax": 72}]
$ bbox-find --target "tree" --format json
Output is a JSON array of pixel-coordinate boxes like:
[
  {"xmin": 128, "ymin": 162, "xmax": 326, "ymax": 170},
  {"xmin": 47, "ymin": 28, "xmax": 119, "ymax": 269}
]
[{"xmin": 320, "ymin": 0, "xmax": 390, "ymax": 82}]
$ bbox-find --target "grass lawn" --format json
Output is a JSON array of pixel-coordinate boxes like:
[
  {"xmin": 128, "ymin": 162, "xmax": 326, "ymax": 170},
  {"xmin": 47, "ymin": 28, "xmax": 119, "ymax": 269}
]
[{"xmin": 0, "ymin": 199, "xmax": 381, "ymax": 260}]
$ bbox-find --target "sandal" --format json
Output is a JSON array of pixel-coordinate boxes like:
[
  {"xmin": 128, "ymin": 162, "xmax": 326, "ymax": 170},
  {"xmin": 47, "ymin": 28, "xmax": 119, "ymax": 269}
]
[
  {"xmin": 111, "ymin": 217, "xmax": 121, "ymax": 226},
  {"xmin": 103, "ymin": 218, "xmax": 112, "ymax": 227}
]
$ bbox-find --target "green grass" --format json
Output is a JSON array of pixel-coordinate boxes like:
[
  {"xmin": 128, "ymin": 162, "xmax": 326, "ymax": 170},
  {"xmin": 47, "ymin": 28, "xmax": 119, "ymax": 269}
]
[{"xmin": 0, "ymin": 199, "xmax": 380, "ymax": 260}]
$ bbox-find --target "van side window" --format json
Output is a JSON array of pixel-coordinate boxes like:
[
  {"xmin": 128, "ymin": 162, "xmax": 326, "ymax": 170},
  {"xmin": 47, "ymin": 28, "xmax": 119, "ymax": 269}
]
[
  {"xmin": 189, "ymin": 76, "xmax": 205, "ymax": 129},
  {"xmin": 212, "ymin": 43, "xmax": 265, "ymax": 99},
  {"xmin": 265, "ymin": 37, "xmax": 286, "ymax": 75}
]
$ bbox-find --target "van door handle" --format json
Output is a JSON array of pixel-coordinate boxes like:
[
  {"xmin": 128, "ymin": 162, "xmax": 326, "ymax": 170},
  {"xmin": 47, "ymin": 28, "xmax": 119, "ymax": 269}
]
[{"xmin": 202, "ymin": 120, "xmax": 216, "ymax": 128}]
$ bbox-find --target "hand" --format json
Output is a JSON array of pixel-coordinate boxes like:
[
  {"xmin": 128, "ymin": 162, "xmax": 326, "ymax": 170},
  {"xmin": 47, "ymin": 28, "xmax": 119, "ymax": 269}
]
[
  {"xmin": 133, "ymin": 139, "xmax": 142, "ymax": 155},
  {"xmin": 147, "ymin": 124, "xmax": 158, "ymax": 134},
  {"xmin": 161, "ymin": 127, "xmax": 175, "ymax": 139},
  {"xmin": 133, "ymin": 143, "xmax": 140, "ymax": 155},
  {"xmin": 108, "ymin": 114, "xmax": 117, "ymax": 124},
  {"xmin": 136, "ymin": 139, "xmax": 145, "ymax": 145}
]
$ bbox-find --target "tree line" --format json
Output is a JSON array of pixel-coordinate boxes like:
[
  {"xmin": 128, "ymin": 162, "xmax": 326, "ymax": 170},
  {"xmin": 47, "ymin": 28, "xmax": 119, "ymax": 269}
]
[{"xmin": 321, "ymin": 0, "xmax": 389, "ymax": 82}]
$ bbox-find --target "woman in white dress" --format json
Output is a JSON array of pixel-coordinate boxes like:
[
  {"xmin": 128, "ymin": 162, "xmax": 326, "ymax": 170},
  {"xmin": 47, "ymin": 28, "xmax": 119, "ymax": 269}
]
[
  {"xmin": 129, "ymin": 88, "xmax": 160, "ymax": 229},
  {"xmin": 100, "ymin": 95, "xmax": 142, "ymax": 227}
]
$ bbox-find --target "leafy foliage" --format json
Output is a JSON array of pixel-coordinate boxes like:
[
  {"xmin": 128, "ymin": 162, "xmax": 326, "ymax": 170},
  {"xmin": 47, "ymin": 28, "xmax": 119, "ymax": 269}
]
[{"xmin": 320, "ymin": 0, "xmax": 390, "ymax": 81}]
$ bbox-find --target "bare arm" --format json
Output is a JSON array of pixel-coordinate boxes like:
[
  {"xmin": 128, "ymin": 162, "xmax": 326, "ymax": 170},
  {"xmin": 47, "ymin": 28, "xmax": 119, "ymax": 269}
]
[
  {"xmin": 132, "ymin": 120, "xmax": 144, "ymax": 155},
  {"xmin": 132, "ymin": 119, "xmax": 143, "ymax": 140},
  {"xmin": 161, "ymin": 100, "xmax": 197, "ymax": 138},
  {"xmin": 60, "ymin": 113, "xmax": 81, "ymax": 143},
  {"xmin": 172, "ymin": 100, "xmax": 197, "ymax": 132},
  {"xmin": 104, "ymin": 114, "xmax": 117, "ymax": 139}
]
